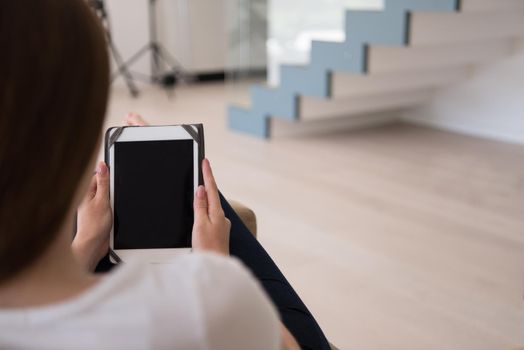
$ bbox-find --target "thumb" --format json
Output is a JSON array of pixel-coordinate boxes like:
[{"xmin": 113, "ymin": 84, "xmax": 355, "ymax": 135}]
[
  {"xmin": 84, "ymin": 173, "xmax": 97, "ymax": 203},
  {"xmin": 194, "ymin": 186, "xmax": 208, "ymax": 221},
  {"xmin": 95, "ymin": 161, "xmax": 109, "ymax": 200}
]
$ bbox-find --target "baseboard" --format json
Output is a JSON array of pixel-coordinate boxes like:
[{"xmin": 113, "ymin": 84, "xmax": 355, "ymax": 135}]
[
  {"xmin": 402, "ymin": 115, "xmax": 524, "ymax": 145},
  {"xmin": 194, "ymin": 69, "xmax": 266, "ymax": 83},
  {"xmin": 193, "ymin": 71, "xmax": 226, "ymax": 82},
  {"xmin": 271, "ymin": 111, "xmax": 400, "ymax": 139}
]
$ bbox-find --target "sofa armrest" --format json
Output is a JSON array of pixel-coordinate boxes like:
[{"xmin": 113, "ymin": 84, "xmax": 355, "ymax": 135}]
[{"xmin": 228, "ymin": 199, "xmax": 257, "ymax": 238}]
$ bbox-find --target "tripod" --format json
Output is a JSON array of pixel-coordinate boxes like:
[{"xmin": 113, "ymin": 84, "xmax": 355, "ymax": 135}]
[
  {"xmin": 114, "ymin": 0, "xmax": 187, "ymax": 90},
  {"xmin": 89, "ymin": 0, "xmax": 139, "ymax": 97}
]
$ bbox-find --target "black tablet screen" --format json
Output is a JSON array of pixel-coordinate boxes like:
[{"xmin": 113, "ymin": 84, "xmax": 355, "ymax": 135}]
[{"xmin": 113, "ymin": 140, "xmax": 194, "ymax": 249}]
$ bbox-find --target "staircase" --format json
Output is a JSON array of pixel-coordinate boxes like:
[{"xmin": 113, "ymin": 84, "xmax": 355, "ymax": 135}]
[{"xmin": 227, "ymin": 0, "xmax": 524, "ymax": 139}]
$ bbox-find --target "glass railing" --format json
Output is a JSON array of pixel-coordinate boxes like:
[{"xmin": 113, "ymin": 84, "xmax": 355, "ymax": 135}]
[
  {"xmin": 226, "ymin": 0, "xmax": 384, "ymax": 85},
  {"xmin": 226, "ymin": 0, "xmax": 268, "ymax": 82}
]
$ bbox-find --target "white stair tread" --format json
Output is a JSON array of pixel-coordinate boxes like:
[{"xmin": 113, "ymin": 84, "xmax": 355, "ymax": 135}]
[
  {"xmin": 410, "ymin": 10, "xmax": 524, "ymax": 45},
  {"xmin": 461, "ymin": 0, "xmax": 524, "ymax": 12},
  {"xmin": 300, "ymin": 88, "xmax": 436, "ymax": 121},
  {"xmin": 332, "ymin": 66, "xmax": 470, "ymax": 99},
  {"xmin": 369, "ymin": 39, "xmax": 515, "ymax": 73}
]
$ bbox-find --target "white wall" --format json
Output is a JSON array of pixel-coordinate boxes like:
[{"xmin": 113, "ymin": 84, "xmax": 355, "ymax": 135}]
[
  {"xmin": 105, "ymin": 0, "xmax": 150, "ymax": 76},
  {"xmin": 402, "ymin": 49, "xmax": 524, "ymax": 145},
  {"xmin": 164, "ymin": 0, "xmax": 227, "ymax": 72}
]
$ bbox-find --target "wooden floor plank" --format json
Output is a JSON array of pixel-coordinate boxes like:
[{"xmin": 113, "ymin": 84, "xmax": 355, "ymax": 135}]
[{"xmin": 107, "ymin": 83, "xmax": 524, "ymax": 350}]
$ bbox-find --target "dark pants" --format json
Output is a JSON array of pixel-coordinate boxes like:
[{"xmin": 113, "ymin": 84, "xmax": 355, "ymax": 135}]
[
  {"xmin": 96, "ymin": 195, "xmax": 330, "ymax": 349},
  {"xmin": 220, "ymin": 195, "xmax": 330, "ymax": 350}
]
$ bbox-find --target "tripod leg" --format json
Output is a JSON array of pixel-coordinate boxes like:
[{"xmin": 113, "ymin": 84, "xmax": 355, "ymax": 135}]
[
  {"xmin": 143, "ymin": 0, "xmax": 188, "ymax": 87},
  {"xmin": 150, "ymin": 42, "xmax": 163, "ymax": 83},
  {"xmin": 149, "ymin": 0, "xmax": 162, "ymax": 83},
  {"xmin": 155, "ymin": 43, "xmax": 184, "ymax": 71},
  {"xmin": 155, "ymin": 43, "xmax": 191, "ymax": 83},
  {"xmin": 108, "ymin": 40, "xmax": 140, "ymax": 97}
]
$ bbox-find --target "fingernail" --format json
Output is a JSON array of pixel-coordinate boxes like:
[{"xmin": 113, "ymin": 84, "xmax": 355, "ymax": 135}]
[
  {"xmin": 97, "ymin": 162, "xmax": 107, "ymax": 175},
  {"xmin": 196, "ymin": 185, "xmax": 205, "ymax": 198}
]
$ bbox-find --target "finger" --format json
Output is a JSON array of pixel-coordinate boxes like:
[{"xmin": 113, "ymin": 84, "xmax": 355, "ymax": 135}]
[
  {"xmin": 95, "ymin": 161, "xmax": 109, "ymax": 200},
  {"xmin": 202, "ymin": 159, "xmax": 222, "ymax": 216},
  {"xmin": 124, "ymin": 113, "xmax": 148, "ymax": 126},
  {"xmin": 193, "ymin": 185, "xmax": 209, "ymax": 220}
]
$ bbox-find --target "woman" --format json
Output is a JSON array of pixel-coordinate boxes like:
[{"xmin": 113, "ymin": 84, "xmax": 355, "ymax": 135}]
[{"xmin": 0, "ymin": 0, "xmax": 330, "ymax": 349}]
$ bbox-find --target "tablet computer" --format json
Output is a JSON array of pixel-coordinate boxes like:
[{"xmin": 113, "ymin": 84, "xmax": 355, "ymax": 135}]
[{"xmin": 105, "ymin": 124, "xmax": 204, "ymax": 264}]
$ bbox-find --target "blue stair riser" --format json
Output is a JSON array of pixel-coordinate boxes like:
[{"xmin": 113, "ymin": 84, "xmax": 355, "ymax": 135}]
[
  {"xmin": 228, "ymin": 106, "xmax": 269, "ymax": 139},
  {"xmin": 310, "ymin": 40, "xmax": 367, "ymax": 73},
  {"xmin": 310, "ymin": 10, "xmax": 408, "ymax": 73},
  {"xmin": 228, "ymin": 0, "xmax": 460, "ymax": 138},
  {"xmin": 386, "ymin": 0, "xmax": 459, "ymax": 12},
  {"xmin": 250, "ymin": 86, "xmax": 298, "ymax": 121},
  {"xmin": 279, "ymin": 65, "xmax": 331, "ymax": 98}
]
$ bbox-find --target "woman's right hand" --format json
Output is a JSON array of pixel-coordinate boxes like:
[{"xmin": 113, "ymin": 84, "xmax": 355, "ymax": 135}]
[{"xmin": 192, "ymin": 159, "xmax": 231, "ymax": 255}]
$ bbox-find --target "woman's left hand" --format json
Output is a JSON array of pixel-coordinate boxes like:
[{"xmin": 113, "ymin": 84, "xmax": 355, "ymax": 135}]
[{"xmin": 72, "ymin": 161, "xmax": 112, "ymax": 272}]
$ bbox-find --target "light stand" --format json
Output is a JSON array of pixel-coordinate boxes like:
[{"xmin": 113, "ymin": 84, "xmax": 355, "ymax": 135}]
[
  {"xmin": 89, "ymin": 0, "xmax": 139, "ymax": 97},
  {"xmin": 114, "ymin": 0, "xmax": 188, "ymax": 90}
]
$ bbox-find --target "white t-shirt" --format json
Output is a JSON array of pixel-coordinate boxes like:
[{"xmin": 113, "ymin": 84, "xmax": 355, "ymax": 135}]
[{"xmin": 0, "ymin": 253, "xmax": 281, "ymax": 350}]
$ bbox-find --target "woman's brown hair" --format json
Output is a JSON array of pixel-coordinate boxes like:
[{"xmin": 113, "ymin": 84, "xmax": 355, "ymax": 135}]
[{"xmin": 0, "ymin": 0, "xmax": 109, "ymax": 282}]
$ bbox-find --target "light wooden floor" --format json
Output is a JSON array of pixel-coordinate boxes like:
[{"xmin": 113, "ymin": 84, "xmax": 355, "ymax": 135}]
[{"xmin": 106, "ymin": 82, "xmax": 524, "ymax": 350}]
